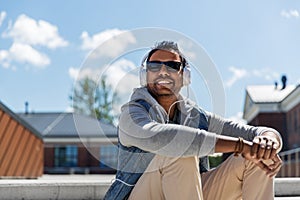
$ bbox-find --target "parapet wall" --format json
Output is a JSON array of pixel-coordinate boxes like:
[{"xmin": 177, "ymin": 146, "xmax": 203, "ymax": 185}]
[{"xmin": 0, "ymin": 175, "xmax": 299, "ymax": 200}]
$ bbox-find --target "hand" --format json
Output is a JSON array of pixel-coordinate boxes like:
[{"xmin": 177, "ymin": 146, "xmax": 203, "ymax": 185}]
[
  {"xmin": 265, "ymin": 154, "xmax": 283, "ymax": 178},
  {"xmin": 241, "ymin": 139, "xmax": 282, "ymax": 178},
  {"xmin": 244, "ymin": 153, "xmax": 282, "ymax": 178},
  {"xmin": 251, "ymin": 135, "xmax": 280, "ymax": 160}
]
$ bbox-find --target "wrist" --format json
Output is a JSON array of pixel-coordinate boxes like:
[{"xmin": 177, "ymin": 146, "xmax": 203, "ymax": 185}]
[
  {"xmin": 241, "ymin": 140, "xmax": 252, "ymax": 156},
  {"xmin": 234, "ymin": 137, "xmax": 244, "ymax": 156},
  {"xmin": 234, "ymin": 138, "xmax": 252, "ymax": 157}
]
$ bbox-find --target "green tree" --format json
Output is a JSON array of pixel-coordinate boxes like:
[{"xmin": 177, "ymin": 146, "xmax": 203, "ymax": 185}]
[{"xmin": 70, "ymin": 76, "xmax": 118, "ymax": 124}]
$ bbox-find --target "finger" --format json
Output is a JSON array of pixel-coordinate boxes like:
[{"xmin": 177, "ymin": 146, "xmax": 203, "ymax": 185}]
[
  {"xmin": 268, "ymin": 159, "xmax": 281, "ymax": 170},
  {"xmin": 263, "ymin": 140, "xmax": 273, "ymax": 160},
  {"xmin": 251, "ymin": 137, "xmax": 260, "ymax": 157},
  {"xmin": 257, "ymin": 138, "xmax": 267, "ymax": 159},
  {"xmin": 255, "ymin": 160, "xmax": 272, "ymax": 174},
  {"xmin": 267, "ymin": 155, "xmax": 283, "ymax": 177},
  {"xmin": 270, "ymin": 142, "xmax": 279, "ymax": 159},
  {"xmin": 272, "ymin": 154, "xmax": 282, "ymax": 163},
  {"xmin": 267, "ymin": 163, "xmax": 282, "ymax": 178}
]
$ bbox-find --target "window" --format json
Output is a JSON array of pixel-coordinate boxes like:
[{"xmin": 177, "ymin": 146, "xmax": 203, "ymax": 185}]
[
  {"xmin": 99, "ymin": 145, "xmax": 118, "ymax": 169},
  {"xmin": 54, "ymin": 145, "xmax": 78, "ymax": 167}
]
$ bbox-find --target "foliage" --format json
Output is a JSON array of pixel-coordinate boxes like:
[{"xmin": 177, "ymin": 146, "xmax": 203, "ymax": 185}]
[
  {"xmin": 70, "ymin": 76, "xmax": 118, "ymax": 124},
  {"xmin": 208, "ymin": 154, "xmax": 223, "ymax": 168}
]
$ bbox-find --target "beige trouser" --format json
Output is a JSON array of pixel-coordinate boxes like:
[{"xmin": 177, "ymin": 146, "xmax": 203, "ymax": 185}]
[{"xmin": 128, "ymin": 155, "xmax": 274, "ymax": 200}]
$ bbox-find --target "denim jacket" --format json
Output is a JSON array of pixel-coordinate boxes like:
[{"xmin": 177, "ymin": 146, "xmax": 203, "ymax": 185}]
[{"xmin": 104, "ymin": 99, "xmax": 209, "ymax": 200}]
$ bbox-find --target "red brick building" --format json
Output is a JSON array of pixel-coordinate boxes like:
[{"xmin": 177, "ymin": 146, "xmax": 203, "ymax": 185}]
[
  {"xmin": 0, "ymin": 101, "xmax": 43, "ymax": 178},
  {"xmin": 243, "ymin": 83, "xmax": 300, "ymax": 151},
  {"xmin": 19, "ymin": 112, "xmax": 118, "ymax": 174}
]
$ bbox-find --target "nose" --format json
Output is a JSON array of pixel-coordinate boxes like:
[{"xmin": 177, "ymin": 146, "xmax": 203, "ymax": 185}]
[{"xmin": 158, "ymin": 65, "xmax": 170, "ymax": 76}]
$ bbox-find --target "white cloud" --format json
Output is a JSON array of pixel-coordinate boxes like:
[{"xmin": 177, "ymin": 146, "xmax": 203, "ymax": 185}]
[
  {"xmin": 0, "ymin": 42, "xmax": 50, "ymax": 69},
  {"xmin": 68, "ymin": 67, "xmax": 80, "ymax": 80},
  {"xmin": 2, "ymin": 14, "xmax": 68, "ymax": 49},
  {"xmin": 68, "ymin": 66, "xmax": 101, "ymax": 82},
  {"xmin": 225, "ymin": 66, "xmax": 247, "ymax": 87},
  {"xmin": 225, "ymin": 66, "xmax": 280, "ymax": 88},
  {"xmin": 280, "ymin": 9, "xmax": 299, "ymax": 19},
  {"xmin": 0, "ymin": 50, "xmax": 9, "ymax": 68},
  {"xmin": 69, "ymin": 58, "xmax": 138, "ymax": 92},
  {"xmin": 251, "ymin": 68, "xmax": 279, "ymax": 81},
  {"xmin": 0, "ymin": 11, "xmax": 6, "ymax": 27},
  {"xmin": 80, "ymin": 29, "xmax": 136, "ymax": 58},
  {"xmin": 80, "ymin": 29, "xmax": 123, "ymax": 51},
  {"xmin": 0, "ymin": 14, "xmax": 68, "ymax": 70},
  {"xmin": 103, "ymin": 59, "xmax": 138, "ymax": 93}
]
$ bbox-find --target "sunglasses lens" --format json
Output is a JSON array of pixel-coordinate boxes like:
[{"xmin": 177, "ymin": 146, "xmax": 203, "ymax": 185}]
[
  {"xmin": 146, "ymin": 62, "xmax": 162, "ymax": 72},
  {"xmin": 146, "ymin": 61, "xmax": 182, "ymax": 72},
  {"xmin": 165, "ymin": 61, "xmax": 181, "ymax": 72}
]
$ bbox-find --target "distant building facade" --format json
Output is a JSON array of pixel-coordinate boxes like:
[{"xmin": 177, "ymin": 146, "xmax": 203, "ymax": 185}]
[
  {"xmin": 243, "ymin": 82, "xmax": 300, "ymax": 151},
  {"xmin": 19, "ymin": 112, "xmax": 118, "ymax": 174},
  {"xmin": 0, "ymin": 101, "xmax": 43, "ymax": 178}
]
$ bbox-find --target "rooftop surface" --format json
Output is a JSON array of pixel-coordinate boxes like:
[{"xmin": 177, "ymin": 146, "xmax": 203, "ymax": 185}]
[
  {"xmin": 246, "ymin": 85, "xmax": 297, "ymax": 103},
  {"xmin": 19, "ymin": 112, "xmax": 117, "ymax": 138}
]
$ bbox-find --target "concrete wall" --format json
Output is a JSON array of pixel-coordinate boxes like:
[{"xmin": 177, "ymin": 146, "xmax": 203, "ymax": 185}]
[{"xmin": 0, "ymin": 175, "xmax": 299, "ymax": 200}]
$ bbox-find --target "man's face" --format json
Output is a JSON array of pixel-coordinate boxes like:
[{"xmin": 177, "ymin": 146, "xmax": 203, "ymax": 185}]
[{"xmin": 146, "ymin": 49, "xmax": 183, "ymax": 97}]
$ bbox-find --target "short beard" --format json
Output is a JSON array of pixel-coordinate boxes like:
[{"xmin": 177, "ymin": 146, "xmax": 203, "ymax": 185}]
[{"xmin": 147, "ymin": 87, "xmax": 176, "ymax": 99}]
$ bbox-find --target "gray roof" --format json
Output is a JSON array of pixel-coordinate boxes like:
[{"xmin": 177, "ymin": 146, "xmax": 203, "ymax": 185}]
[
  {"xmin": 18, "ymin": 112, "xmax": 117, "ymax": 138},
  {"xmin": 0, "ymin": 101, "xmax": 43, "ymax": 140},
  {"xmin": 246, "ymin": 85, "xmax": 298, "ymax": 103}
]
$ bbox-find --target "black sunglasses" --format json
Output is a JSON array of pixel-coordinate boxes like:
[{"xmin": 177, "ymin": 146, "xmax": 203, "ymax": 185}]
[{"xmin": 146, "ymin": 61, "xmax": 182, "ymax": 72}]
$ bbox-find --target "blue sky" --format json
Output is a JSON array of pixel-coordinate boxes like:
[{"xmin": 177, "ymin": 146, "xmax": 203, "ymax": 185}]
[{"xmin": 1, "ymin": 0, "xmax": 299, "ymax": 122}]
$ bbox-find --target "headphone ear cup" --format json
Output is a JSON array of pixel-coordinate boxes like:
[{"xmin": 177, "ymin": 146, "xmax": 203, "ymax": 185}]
[
  {"xmin": 139, "ymin": 66, "xmax": 147, "ymax": 86},
  {"xmin": 183, "ymin": 67, "xmax": 191, "ymax": 86}
]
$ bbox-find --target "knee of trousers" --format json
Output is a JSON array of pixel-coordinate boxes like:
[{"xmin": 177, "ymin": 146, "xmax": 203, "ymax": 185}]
[
  {"xmin": 229, "ymin": 155, "xmax": 262, "ymax": 172},
  {"xmin": 226, "ymin": 155, "xmax": 251, "ymax": 170}
]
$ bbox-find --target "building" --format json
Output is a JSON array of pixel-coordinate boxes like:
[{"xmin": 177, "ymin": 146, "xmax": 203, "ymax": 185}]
[
  {"xmin": 0, "ymin": 101, "xmax": 43, "ymax": 178},
  {"xmin": 243, "ymin": 78, "xmax": 300, "ymax": 177},
  {"xmin": 19, "ymin": 112, "xmax": 118, "ymax": 174},
  {"xmin": 243, "ymin": 79, "xmax": 300, "ymax": 151}
]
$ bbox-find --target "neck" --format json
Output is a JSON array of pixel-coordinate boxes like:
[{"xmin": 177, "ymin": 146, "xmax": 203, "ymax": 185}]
[{"xmin": 156, "ymin": 94, "xmax": 178, "ymax": 119}]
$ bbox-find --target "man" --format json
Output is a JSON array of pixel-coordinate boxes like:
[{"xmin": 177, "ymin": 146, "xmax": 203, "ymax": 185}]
[{"xmin": 104, "ymin": 41, "xmax": 282, "ymax": 200}]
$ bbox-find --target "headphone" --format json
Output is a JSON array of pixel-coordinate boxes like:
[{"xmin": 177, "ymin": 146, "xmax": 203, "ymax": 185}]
[{"xmin": 139, "ymin": 50, "xmax": 191, "ymax": 86}]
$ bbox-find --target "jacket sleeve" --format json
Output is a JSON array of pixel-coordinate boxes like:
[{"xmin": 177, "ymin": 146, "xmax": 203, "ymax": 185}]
[
  {"xmin": 206, "ymin": 112, "xmax": 283, "ymax": 152},
  {"xmin": 118, "ymin": 102, "xmax": 217, "ymax": 158}
]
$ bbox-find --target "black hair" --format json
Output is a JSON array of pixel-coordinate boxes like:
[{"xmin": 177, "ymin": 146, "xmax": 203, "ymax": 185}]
[{"xmin": 146, "ymin": 41, "xmax": 188, "ymax": 68}]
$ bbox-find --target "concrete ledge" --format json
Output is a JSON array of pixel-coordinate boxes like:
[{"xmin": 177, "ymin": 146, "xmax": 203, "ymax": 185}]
[
  {"xmin": 0, "ymin": 175, "xmax": 114, "ymax": 200},
  {"xmin": 0, "ymin": 175, "xmax": 299, "ymax": 200},
  {"xmin": 275, "ymin": 178, "xmax": 300, "ymax": 197}
]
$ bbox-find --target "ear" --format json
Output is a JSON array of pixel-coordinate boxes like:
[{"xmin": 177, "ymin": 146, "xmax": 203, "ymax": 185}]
[
  {"xmin": 183, "ymin": 66, "xmax": 191, "ymax": 86},
  {"xmin": 139, "ymin": 65, "xmax": 147, "ymax": 86}
]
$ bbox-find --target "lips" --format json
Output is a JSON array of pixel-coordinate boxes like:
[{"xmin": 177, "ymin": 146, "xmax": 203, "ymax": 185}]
[
  {"xmin": 157, "ymin": 80, "xmax": 172, "ymax": 84},
  {"xmin": 153, "ymin": 79, "xmax": 174, "ymax": 91},
  {"xmin": 155, "ymin": 79, "xmax": 174, "ymax": 85}
]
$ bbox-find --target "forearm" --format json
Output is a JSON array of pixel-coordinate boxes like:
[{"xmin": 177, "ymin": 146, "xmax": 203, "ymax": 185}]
[
  {"xmin": 207, "ymin": 112, "xmax": 283, "ymax": 151},
  {"xmin": 207, "ymin": 112, "xmax": 259, "ymax": 140},
  {"xmin": 214, "ymin": 135, "xmax": 252, "ymax": 154},
  {"xmin": 119, "ymin": 105, "xmax": 216, "ymax": 157},
  {"xmin": 119, "ymin": 120, "xmax": 216, "ymax": 157}
]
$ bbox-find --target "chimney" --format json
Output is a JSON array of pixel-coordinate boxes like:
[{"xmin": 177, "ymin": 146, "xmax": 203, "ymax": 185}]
[
  {"xmin": 25, "ymin": 101, "xmax": 29, "ymax": 114},
  {"xmin": 281, "ymin": 75, "xmax": 287, "ymax": 90},
  {"xmin": 274, "ymin": 81, "xmax": 278, "ymax": 89}
]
